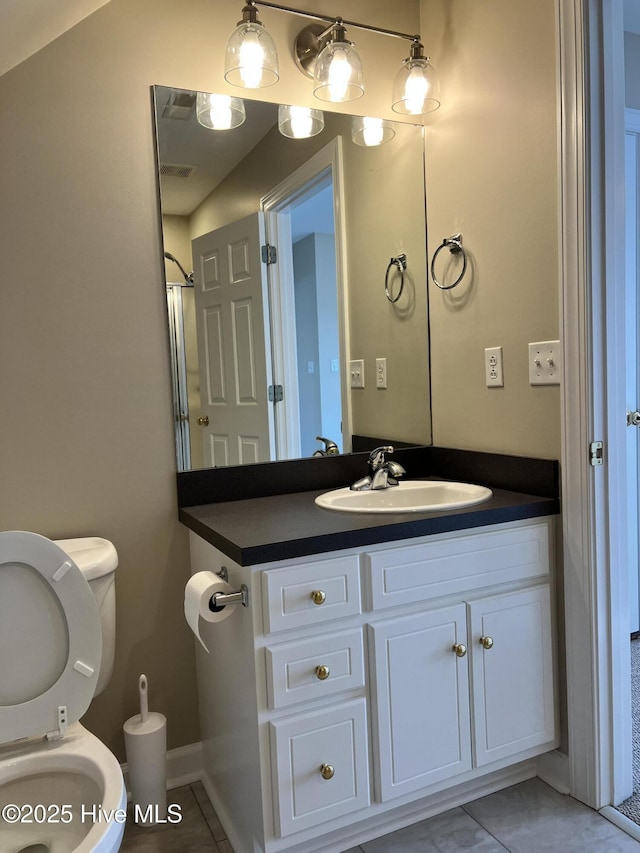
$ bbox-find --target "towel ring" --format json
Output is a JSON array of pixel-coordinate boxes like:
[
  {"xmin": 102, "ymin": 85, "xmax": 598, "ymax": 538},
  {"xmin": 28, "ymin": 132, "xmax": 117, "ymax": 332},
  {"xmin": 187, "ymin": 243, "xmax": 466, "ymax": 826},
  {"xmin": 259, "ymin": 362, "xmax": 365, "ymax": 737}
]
[
  {"xmin": 385, "ymin": 253, "xmax": 407, "ymax": 303},
  {"xmin": 431, "ymin": 234, "xmax": 468, "ymax": 290}
]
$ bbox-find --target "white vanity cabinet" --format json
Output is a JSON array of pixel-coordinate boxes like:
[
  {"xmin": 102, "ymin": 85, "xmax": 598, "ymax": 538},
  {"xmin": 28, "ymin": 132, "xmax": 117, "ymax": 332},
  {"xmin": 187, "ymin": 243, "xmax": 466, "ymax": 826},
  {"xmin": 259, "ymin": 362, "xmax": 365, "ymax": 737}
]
[{"xmin": 189, "ymin": 516, "xmax": 559, "ymax": 853}]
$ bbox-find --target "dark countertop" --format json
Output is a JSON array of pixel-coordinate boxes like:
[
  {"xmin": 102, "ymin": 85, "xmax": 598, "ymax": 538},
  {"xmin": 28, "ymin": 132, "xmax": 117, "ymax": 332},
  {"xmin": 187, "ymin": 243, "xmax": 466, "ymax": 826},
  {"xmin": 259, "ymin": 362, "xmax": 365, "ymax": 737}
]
[{"xmin": 179, "ymin": 483, "xmax": 559, "ymax": 566}]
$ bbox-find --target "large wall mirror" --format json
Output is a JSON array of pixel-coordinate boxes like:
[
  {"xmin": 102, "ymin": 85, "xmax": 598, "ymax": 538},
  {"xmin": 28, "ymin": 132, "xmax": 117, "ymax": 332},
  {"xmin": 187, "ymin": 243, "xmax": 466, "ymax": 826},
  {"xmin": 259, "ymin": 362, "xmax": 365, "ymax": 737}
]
[{"xmin": 153, "ymin": 85, "xmax": 432, "ymax": 472}]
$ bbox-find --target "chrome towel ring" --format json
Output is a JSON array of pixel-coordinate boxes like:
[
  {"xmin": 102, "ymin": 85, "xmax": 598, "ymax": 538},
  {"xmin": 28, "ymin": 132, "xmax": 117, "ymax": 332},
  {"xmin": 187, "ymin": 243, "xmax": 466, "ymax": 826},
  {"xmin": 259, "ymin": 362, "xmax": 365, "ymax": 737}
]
[
  {"xmin": 431, "ymin": 233, "xmax": 468, "ymax": 290},
  {"xmin": 385, "ymin": 253, "xmax": 407, "ymax": 303}
]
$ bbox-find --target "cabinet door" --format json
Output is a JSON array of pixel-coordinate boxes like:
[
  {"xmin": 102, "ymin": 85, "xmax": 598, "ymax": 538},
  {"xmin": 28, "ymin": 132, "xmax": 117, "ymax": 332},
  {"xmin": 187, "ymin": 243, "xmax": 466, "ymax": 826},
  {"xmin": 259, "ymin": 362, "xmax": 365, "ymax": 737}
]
[
  {"xmin": 370, "ymin": 604, "xmax": 472, "ymax": 801},
  {"xmin": 270, "ymin": 698, "xmax": 370, "ymax": 837},
  {"xmin": 469, "ymin": 585, "xmax": 556, "ymax": 767}
]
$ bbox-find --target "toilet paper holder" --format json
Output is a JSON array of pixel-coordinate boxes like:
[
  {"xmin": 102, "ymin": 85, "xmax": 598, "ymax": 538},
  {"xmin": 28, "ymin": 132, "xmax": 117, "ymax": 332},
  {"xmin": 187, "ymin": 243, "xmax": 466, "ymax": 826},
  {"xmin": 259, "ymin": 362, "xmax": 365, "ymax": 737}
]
[{"xmin": 210, "ymin": 566, "xmax": 249, "ymax": 610}]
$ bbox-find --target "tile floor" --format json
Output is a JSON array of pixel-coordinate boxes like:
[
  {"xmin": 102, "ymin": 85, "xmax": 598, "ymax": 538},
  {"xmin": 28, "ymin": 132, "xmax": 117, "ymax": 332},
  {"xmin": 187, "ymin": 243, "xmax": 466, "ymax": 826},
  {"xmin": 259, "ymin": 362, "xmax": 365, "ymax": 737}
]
[{"xmin": 121, "ymin": 777, "xmax": 640, "ymax": 853}]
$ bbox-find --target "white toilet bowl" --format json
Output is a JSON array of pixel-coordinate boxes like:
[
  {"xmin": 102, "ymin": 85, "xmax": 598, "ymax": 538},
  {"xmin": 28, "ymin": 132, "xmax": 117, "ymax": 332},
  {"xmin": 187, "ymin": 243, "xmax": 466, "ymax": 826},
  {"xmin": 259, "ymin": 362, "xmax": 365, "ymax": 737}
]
[{"xmin": 0, "ymin": 532, "xmax": 126, "ymax": 853}]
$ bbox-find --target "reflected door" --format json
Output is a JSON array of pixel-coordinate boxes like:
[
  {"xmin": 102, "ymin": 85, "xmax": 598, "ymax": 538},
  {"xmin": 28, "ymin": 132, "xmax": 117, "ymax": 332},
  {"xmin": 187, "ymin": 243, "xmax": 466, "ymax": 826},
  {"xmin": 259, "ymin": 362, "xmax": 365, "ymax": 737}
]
[{"xmin": 192, "ymin": 213, "xmax": 274, "ymax": 467}]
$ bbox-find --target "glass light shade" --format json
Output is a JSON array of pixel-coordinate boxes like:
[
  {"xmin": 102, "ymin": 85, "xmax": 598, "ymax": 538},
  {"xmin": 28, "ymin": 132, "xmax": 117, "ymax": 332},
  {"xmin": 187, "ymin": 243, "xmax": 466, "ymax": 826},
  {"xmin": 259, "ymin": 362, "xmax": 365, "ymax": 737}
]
[
  {"xmin": 313, "ymin": 41, "xmax": 364, "ymax": 102},
  {"xmin": 392, "ymin": 57, "xmax": 440, "ymax": 115},
  {"xmin": 278, "ymin": 105, "xmax": 324, "ymax": 139},
  {"xmin": 224, "ymin": 21, "xmax": 279, "ymax": 88},
  {"xmin": 351, "ymin": 116, "xmax": 396, "ymax": 147},
  {"xmin": 196, "ymin": 93, "xmax": 246, "ymax": 130}
]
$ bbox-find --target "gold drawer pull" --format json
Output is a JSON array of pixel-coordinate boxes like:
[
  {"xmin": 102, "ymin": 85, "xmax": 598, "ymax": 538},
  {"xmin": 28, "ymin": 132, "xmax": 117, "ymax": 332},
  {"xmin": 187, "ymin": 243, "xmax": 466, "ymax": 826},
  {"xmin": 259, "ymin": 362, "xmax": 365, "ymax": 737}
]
[
  {"xmin": 315, "ymin": 664, "xmax": 330, "ymax": 681},
  {"xmin": 453, "ymin": 643, "xmax": 467, "ymax": 658},
  {"xmin": 480, "ymin": 636, "xmax": 494, "ymax": 650},
  {"xmin": 320, "ymin": 763, "xmax": 334, "ymax": 780},
  {"xmin": 311, "ymin": 589, "xmax": 326, "ymax": 605}
]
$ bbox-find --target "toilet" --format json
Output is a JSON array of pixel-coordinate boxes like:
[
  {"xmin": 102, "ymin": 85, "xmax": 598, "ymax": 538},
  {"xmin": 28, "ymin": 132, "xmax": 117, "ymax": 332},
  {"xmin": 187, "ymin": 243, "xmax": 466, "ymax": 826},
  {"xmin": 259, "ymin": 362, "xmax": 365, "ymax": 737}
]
[{"xmin": 0, "ymin": 531, "xmax": 127, "ymax": 853}]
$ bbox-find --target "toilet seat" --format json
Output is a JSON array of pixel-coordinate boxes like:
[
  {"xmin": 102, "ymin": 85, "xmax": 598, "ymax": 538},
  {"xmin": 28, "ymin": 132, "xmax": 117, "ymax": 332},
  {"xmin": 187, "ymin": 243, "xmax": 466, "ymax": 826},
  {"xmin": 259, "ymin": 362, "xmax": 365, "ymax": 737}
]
[{"xmin": 0, "ymin": 531, "xmax": 101, "ymax": 745}]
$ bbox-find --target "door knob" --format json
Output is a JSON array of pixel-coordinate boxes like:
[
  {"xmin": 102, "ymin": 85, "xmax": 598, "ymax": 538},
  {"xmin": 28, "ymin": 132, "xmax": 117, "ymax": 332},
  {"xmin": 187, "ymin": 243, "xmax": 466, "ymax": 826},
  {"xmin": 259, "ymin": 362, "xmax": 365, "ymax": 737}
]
[{"xmin": 197, "ymin": 416, "xmax": 210, "ymax": 426}]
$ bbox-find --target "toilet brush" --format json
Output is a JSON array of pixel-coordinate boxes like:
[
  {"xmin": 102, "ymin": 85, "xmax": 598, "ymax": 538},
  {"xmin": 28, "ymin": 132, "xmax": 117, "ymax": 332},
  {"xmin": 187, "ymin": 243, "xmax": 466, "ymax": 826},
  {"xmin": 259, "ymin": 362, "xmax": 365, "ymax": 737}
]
[{"xmin": 123, "ymin": 674, "xmax": 167, "ymax": 825}]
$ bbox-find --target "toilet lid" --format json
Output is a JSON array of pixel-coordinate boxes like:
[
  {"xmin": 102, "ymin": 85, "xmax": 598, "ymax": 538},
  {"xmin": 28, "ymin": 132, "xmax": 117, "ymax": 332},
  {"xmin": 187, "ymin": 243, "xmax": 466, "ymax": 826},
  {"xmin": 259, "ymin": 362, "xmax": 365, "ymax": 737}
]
[{"xmin": 0, "ymin": 531, "xmax": 102, "ymax": 744}]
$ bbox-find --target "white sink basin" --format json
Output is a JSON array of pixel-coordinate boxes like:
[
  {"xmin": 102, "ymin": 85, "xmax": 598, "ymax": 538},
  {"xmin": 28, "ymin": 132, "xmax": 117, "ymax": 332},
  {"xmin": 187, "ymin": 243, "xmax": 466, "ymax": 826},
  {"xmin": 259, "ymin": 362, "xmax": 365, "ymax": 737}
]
[{"xmin": 315, "ymin": 480, "xmax": 493, "ymax": 514}]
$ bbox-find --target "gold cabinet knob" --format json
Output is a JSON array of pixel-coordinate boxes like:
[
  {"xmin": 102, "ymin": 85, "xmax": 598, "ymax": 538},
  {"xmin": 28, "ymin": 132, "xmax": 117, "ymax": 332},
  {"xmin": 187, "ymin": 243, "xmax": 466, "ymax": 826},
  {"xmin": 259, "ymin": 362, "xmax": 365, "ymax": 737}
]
[
  {"xmin": 480, "ymin": 636, "xmax": 494, "ymax": 650},
  {"xmin": 320, "ymin": 763, "xmax": 335, "ymax": 780},
  {"xmin": 453, "ymin": 643, "xmax": 467, "ymax": 658},
  {"xmin": 310, "ymin": 589, "xmax": 326, "ymax": 605},
  {"xmin": 197, "ymin": 416, "xmax": 210, "ymax": 426},
  {"xmin": 315, "ymin": 665, "xmax": 330, "ymax": 681}
]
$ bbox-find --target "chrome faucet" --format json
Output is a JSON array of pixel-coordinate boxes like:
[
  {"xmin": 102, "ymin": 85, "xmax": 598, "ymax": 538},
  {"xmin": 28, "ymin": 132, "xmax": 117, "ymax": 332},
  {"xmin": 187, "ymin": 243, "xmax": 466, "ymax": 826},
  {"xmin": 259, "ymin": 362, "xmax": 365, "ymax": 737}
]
[
  {"xmin": 313, "ymin": 436, "xmax": 339, "ymax": 456},
  {"xmin": 350, "ymin": 446, "xmax": 406, "ymax": 491}
]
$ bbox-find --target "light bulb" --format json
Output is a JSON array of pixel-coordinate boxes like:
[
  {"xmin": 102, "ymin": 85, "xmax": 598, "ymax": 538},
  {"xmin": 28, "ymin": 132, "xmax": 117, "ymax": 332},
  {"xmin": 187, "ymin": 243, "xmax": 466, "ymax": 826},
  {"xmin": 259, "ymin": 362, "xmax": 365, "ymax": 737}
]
[
  {"xmin": 351, "ymin": 116, "xmax": 396, "ymax": 147},
  {"xmin": 278, "ymin": 105, "xmax": 324, "ymax": 139},
  {"xmin": 290, "ymin": 107, "xmax": 313, "ymax": 138},
  {"xmin": 238, "ymin": 26, "xmax": 265, "ymax": 88},
  {"xmin": 361, "ymin": 117, "xmax": 384, "ymax": 146},
  {"xmin": 404, "ymin": 66, "xmax": 430, "ymax": 114},
  {"xmin": 327, "ymin": 47, "xmax": 352, "ymax": 102},
  {"xmin": 196, "ymin": 93, "xmax": 246, "ymax": 130}
]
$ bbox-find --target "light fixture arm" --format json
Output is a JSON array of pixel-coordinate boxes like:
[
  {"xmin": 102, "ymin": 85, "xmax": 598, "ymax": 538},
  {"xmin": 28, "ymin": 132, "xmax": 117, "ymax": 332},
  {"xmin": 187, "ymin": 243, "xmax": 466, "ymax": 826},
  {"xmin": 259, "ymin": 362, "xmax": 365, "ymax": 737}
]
[{"xmin": 248, "ymin": 0, "xmax": 421, "ymax": 44}]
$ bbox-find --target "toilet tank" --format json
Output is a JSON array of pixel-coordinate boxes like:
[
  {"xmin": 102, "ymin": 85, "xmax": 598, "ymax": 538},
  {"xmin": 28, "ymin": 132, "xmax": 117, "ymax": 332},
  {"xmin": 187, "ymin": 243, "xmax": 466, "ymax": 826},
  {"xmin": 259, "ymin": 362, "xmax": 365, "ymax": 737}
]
[{"xmin": 54, "ymin": 536, "xmax": 118, "ymax": 697}]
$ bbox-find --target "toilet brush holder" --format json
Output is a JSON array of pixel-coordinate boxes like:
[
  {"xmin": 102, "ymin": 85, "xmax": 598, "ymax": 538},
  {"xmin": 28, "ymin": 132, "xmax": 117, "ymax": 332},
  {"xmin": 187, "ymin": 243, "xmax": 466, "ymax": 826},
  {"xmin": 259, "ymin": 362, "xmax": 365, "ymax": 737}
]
[{"xmin": 123, "ymin": 674, "xmax": 167, "ymax": 825}]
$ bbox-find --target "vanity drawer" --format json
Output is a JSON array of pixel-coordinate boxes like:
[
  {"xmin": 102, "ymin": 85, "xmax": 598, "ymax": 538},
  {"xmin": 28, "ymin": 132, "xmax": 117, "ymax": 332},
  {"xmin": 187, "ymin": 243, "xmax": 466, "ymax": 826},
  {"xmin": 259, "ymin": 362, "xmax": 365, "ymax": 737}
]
[
  {"xmin": 262, "ymin": 555, "xmax": 361, "ymax": 633},
  {"xmin": 270, "ymin": 698, "xmax": 370, "ymax": 837},
  {"xmin": 265, "ymin": 628, "xmax": 365, "ymax": 710},
  {"xmin": 366, "ymin": 521, "xmax": 551, "ymax": 611}
]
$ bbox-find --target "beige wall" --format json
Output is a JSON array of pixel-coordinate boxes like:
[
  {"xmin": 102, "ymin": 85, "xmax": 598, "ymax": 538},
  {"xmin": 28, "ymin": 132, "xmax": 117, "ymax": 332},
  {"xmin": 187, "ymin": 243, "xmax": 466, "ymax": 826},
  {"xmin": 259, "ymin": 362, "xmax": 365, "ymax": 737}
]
[
  {"xmin": 421, "ymin": 0, "xmax": 561, "ymax": 459},
  {"xmin": 0, "ymin": 0, "xmax": 422, "ymax": 759},
  {"xmin": 626, "ymin": 32, "xmax": 640, "ymax": 109}
]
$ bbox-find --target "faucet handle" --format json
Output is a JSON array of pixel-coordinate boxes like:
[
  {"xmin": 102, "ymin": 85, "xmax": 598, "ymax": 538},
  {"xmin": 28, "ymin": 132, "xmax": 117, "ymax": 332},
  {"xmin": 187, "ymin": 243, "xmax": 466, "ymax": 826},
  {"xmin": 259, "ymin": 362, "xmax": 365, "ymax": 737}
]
[
  {"xmin": 315, "ymin": 436, "xmax": 339, "ymax": 455},
  {"xmin": 368, "ymin": 445, "xmax": 394, "ymax": 469}
]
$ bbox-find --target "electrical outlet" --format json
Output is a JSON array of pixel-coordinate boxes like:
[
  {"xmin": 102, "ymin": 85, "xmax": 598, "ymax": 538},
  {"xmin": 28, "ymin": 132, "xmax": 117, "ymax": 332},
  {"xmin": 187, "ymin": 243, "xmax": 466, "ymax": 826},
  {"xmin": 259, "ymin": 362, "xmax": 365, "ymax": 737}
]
[
  {"xmin": 350, "ymin": 359, "xmax": 365, "ymax": 388},
  {"xmin": 528, "ymin": 341, "xmax": 561, "ymax": 385},
  {"xmin": 376, "ymin": 357, "xmax": 387, "ymax": 389},
  {"xmin": 485, "ymin": 346, "xmax": 504, "ymax": 387}
]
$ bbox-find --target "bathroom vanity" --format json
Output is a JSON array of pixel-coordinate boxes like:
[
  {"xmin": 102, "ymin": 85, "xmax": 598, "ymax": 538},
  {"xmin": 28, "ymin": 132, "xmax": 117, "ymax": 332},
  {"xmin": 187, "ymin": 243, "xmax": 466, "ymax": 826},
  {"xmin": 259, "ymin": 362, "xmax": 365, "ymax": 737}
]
[{"xmin": 179, "ymin": 448, "xmax": 560, "ymax": 853}]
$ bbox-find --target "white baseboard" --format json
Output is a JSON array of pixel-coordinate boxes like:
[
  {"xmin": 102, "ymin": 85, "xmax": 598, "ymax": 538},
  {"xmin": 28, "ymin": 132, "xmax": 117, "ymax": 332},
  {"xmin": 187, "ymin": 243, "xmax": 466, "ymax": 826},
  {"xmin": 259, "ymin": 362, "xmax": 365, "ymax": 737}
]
[
  {"xmin": 536, "ymin": 750, "xmax": 571, "ymax": 794},
  {"xmin": 121, "ymin": 740, "xmax": 203, "ymax": 794}
]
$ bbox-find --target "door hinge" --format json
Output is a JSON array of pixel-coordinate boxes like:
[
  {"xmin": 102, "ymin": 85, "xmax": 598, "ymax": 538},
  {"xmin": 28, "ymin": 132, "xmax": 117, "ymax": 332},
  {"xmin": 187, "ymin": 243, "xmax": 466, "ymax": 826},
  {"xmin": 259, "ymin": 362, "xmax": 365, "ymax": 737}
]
[
  {"xmin": 589, "ymin": 441, "xmax": 603, "ymax": 466},
  {"xmin": 261, "ymin": 244, "xmax": 277, "ymax": 265},
  {"xmin": 268, "ymin": 384, "xmax": 283, "ymax": 402}
]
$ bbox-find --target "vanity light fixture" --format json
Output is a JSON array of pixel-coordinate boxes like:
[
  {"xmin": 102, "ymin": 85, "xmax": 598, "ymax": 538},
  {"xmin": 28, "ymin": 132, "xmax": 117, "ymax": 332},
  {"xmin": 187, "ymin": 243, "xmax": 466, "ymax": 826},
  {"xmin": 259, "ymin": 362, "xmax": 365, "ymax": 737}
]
[
  {"xmin": 224, "ymin": 1, "xmax": 440, "ymax": 114},
  {"xmin": 392, "ymin": 38, "xmax": 440, "ymax": 114},
  {"xmin": 311, "ymin": 20, "xmax": 364, "ymax": 103},
  {"xmin": 224, "ymin": 2, "xmax": 279, "ymax": 88},
  {"xmin": 278, "ymin": 104, "xmax": 324, "ymax": 138},
  {"xmin": 351, "ymin": 116, "xmax": 395, "ymax": 147},
  {"xmin": 196, "ymin": 92, "xmax": 246, "ymax": 129}
]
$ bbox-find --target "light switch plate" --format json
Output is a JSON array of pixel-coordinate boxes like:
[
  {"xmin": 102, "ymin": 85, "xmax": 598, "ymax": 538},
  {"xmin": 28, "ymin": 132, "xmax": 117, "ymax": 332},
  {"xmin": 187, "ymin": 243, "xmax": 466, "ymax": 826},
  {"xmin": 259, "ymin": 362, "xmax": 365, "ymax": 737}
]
[
  {"xmin": 528, "ymin": 341, "xmax": 561, "ymax": 385},
  {"xmin": 350, "ymin": 359, "xmax": 365, "ymax": 388},
  {"xmin": 376, "ymin": 357, "xmax": 387, "ymax": 389}
]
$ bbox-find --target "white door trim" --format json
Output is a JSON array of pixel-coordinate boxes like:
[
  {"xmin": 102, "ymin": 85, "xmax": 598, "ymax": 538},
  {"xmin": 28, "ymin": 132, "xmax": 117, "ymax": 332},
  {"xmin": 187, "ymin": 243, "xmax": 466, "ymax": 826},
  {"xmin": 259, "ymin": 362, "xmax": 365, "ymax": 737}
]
[
  {"xmin": 558, "ymin": 0, "xmax": 631, "ymax": 809},
  {"xmin": 261, "ymin": 138, "xmax": 352, "ymax": 454}
]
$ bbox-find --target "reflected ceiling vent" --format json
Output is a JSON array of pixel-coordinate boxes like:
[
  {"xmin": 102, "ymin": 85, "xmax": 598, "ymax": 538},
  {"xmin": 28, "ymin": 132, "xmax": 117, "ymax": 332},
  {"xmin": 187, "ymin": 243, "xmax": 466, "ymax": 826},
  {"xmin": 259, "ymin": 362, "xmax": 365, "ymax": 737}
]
[
  {"xmin": 159, "ymin": 163, "xmax": 197, "ymax": 179},
  {"xmin": 161, "ymin": 91, "xmax": 197, "ymax": 120}
]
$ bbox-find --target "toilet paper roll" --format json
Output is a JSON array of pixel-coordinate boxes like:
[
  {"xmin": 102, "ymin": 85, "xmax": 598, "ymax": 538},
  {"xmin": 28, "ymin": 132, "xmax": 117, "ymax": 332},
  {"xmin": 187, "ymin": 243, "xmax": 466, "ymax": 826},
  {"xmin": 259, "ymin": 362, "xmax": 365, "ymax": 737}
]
[
  {"xmin": 184, "ymin": 571, "xmax": 235, "ymax": 652},
  {"xmin": 124, "ymin": 711, "xmax": 167, "ymax": 825}
]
